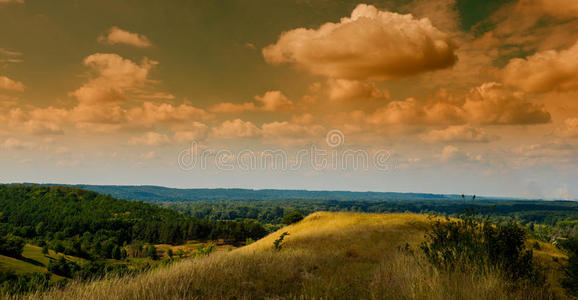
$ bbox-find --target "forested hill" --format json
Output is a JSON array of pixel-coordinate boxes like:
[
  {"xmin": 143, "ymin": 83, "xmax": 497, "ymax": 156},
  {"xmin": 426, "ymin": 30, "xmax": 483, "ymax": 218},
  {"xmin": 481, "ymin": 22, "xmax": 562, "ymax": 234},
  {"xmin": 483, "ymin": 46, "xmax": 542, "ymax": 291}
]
[
  {"xmin": 0, "ymin": 185, "xmax": 267, "ymax": 260},
  {"xmin": 64, "ymin": 184, "xmax": 466, "ymax": 203}
]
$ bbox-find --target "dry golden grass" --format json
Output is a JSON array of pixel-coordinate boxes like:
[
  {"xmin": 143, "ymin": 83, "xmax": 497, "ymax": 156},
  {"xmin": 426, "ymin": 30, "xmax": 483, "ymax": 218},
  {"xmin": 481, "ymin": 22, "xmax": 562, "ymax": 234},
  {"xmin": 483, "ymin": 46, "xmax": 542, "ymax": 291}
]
[{"xmin": 25, "ymin": 212, "xmax": 567, "ymax": 300}]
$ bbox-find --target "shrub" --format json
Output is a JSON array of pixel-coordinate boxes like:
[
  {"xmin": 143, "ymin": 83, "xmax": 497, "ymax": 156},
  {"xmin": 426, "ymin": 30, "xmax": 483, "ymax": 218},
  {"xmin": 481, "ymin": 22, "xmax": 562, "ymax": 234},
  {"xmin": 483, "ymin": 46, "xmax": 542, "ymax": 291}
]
[
  {"xmin": 0, "ymin": 271, "xmax": 52, "ymax": 295},
  {"xmin": 48, "ymin": 256, "xmax": 80, "ymax": 278},
  {"xmin": 421, "ymin": 213, "xmax": 544, "ymax": 285},
  {"xmin": 273, "ymin": 232, "xmax": 289, "ymax": 251},
  {"xmin": 194, "ymin": 244, "xmax": 216, "ymax": 258},
  {"xmin": 0, "ymin": 234, "xmax": 24, "ymax": 257}
]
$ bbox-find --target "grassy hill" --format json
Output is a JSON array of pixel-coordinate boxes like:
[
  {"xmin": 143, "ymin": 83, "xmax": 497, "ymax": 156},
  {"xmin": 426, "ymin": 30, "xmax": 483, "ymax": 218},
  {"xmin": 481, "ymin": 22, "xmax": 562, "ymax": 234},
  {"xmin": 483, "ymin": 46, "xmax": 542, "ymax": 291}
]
[
  {"xmin": 0, "ymin": 245, "xmax": 84, "ymax": 281},
  {"xmin": 32, "ymin": 212, "xmax": 567, "ymax": 300}
]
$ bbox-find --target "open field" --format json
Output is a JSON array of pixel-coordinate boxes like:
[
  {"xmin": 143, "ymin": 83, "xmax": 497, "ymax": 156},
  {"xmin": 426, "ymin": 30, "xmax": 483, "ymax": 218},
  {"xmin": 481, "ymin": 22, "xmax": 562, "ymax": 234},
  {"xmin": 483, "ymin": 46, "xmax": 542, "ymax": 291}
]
[{"xmin": 28, "ymin": 212, "xmax": 568, "ymax": 300}]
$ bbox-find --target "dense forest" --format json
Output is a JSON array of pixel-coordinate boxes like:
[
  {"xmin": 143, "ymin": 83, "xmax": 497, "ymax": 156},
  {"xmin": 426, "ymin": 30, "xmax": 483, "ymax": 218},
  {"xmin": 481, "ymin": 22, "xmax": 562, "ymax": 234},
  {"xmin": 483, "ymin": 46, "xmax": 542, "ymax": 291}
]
[
  {"xmin": 163, "ymin": 198, "xmax": 578, "ymax": 226},
  {"xmin": 0, "ymin": 185, "xmax": 268, "ymax": 261},
  {"xmin": 50, "ymin": 184, "xmax": 578, "ymax": 228}
]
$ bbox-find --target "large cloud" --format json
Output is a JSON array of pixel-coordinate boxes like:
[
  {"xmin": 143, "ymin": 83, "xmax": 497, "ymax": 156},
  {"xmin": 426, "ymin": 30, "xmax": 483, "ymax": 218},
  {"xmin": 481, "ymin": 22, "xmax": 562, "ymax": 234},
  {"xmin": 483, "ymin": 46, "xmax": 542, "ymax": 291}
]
[
  {"xmin": 463, "ymin": 82, "xmax": 551, "ymax": 125},
  {"xmin": 98, "ymin": 27, "xmax": 152, "ymax": 48},
  {"xmin": 263, "ymin": 4, "xmax": 457, "ymax": 80},
  {"xmin": 502, "ymin": 41, "xmax": 578, "ymax": 93},
  {"xmin": 361, "ymin": 82, "xmax": 550, "ymax": 128}
]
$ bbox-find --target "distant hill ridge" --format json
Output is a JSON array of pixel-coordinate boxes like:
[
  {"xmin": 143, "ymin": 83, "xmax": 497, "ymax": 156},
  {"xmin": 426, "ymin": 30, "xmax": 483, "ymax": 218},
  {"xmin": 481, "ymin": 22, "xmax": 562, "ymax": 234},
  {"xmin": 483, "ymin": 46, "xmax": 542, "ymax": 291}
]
[{"xmin": 21, "ymin": 183, "xmax": 522, "ymax": 203}]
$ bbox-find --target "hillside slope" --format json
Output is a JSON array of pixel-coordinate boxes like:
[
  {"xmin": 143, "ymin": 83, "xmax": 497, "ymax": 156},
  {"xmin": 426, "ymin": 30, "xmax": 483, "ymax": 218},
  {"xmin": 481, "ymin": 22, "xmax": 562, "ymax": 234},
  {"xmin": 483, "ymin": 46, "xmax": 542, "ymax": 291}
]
[{"xmin": 33, "ymin": 212, "xmax": 565, "ymax": 300}]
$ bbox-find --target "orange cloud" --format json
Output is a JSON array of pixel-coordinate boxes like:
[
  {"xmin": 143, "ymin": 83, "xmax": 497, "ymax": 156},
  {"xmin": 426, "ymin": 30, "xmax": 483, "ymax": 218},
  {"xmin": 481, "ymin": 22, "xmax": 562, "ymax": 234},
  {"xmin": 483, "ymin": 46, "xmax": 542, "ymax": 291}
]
[
  {"xmin": 556, "ymin": 118, "xmax": 578, "ymax": 138},
  {"xmin": 98, "ymin": 27, "xmax": 152, "ymax": 48},
  {"xmin": 211, "ymin": 119, "xmax": 261, "ymax": 139},
  {"xmin": 326, "ymin": 79, "xmax": 389, "ymax": 101},
  {"xmin": 128, "ymin": 132, "xmax": 170, "ymax": 146},
  {"xmin": 209, "ymin": 102, "xmax": 256, "ymax": 113},
  {"xmin": 210, "ymin": 91, "xmax": 293, "ymax": 113},
  {"xmin": 502, "ymin": 41, "xmax": 578, "ymax": 93},
  {"xmin": 463, "ymin": 82, "xmax": 551, "ymax": 125},
  {"xmin": 359, "ymin": 82, "xmax": 549, "ymax": 130},
  {"xmin": 254, "ymin": 91, "xmax": 293, "ymax": 111},
  {"xmin": 261, "ymin": 121, "xmax": 325, "ymax": 146},
  {"xmin": 1, "ymin": 137, "xmax": 35, "ymax": 150},
  {"xmin": 421, "ymin": 125, "xmax": 493, "ymax": 143},
  {"xmin": 518, "ymin": 0, "xmax": 578, "ymax": 19},
  {"xmin": 126, "ymin": 102, "xmax": 212, "ymax": 126},
  {"xmin": 263, "ymin": 4, "xmax": 457, "ymax": 80},
  {"xmin": 0, "ymin": 76, "xmax": 24, "ymax": 91},
  {"xmin": 172, "ymin": 122, "xmax": 209, "ymax": 142},
  {"xmin": 0, "ymin": 0, "xmax": 24, "ymax": 4}
]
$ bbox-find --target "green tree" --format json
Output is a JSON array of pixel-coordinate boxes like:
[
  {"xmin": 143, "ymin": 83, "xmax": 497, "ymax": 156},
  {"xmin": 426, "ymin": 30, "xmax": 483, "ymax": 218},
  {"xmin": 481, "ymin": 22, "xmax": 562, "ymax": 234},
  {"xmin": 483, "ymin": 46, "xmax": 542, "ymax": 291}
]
[
  {"xmin": 560, "ymin": 235, "xmax": 578, "ymax": 296},
  {"xmin": 282, "ymin": 211, "xmax": 304, "ymax": 225}
]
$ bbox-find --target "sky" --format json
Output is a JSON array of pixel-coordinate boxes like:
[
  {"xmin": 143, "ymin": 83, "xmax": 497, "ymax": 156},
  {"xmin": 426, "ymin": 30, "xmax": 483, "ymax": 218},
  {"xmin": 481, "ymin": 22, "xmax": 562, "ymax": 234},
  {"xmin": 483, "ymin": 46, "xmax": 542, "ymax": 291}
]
[{"xmin": 1, "ymin": 0, "xmax": 578, "ymax": 199}]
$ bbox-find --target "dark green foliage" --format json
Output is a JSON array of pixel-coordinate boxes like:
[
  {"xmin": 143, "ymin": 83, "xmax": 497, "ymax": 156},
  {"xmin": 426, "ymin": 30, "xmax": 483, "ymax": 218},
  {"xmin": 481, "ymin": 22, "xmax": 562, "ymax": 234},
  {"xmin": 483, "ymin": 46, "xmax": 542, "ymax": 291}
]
[
  {"xmin": 273, "ymin": 232, "xmax": 289, "ymax": 251},
  {"xmin": 48, "ymin": 256, "xmax": 81, "ymax": 278},
  {"xmin": 194, "ymin": 244, "xmax": 216, "ymax": 257},
  {"xmin": 164, "ymin": 196, "xmax": 578, "ymax": 227},
  {"xmin": 146, "ymin": 244, "xmax": 158, "ymax": 260},
  {"xmin": 167, "ymin": 248, "xmax": 173, "ymax": 258},
  {"xmin": 560, "ymin": 235, "xmax": 578, "ymax": 296},
  {"xmin": 421, "ymin": 214, "xmax": 544, "ymax": 285},
  {"xmin": 0, "ymin": 185, "xmax": 268, "ymax": 260},
  {"xmin": 282, "ymin": 211, "xmax": 304, "ymax": 225},
  {"xmin": 0, "ymin": 271, "xmax": 53, "ymax": 295},
  {"xmin": 0, "ymin": 234, "xmax": 24, "ymax": 257}
]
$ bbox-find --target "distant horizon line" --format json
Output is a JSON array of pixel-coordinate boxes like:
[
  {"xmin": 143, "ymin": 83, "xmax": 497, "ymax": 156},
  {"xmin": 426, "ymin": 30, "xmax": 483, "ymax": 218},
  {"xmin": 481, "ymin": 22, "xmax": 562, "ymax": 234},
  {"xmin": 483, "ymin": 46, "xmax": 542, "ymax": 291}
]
[{"xmin": 3, "ymin": 182, "xmax": 576, "ymax": 202}]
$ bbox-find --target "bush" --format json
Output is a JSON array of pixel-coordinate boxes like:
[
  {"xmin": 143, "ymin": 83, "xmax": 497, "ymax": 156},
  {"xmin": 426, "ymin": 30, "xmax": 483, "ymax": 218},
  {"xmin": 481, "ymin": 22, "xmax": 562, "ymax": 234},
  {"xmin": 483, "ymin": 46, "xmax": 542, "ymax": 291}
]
[
  {"xmin": 421, "ymin": 213, "xmax": 544, "ymax": 285},
  {"xmin": 0, "ymin": 234, "xmax": 25, "ymax": 257},
  {"xmin": 282, "ymin": 211, "xmax": 304, "ymax": 225},
  {"xmin": 273, "ymin": 232, "xmax": 289, "ymax": 251},
  {"xmin": 0, "ymin": 271, "xmax": 52, "ymax": 295},
  {"xmin": 47, "ymin": 256, "xmax": 80, "ymax": 278},
  {"xmin": 194, "ymin": 244, "xmax": 216, "ymax": 258}
]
